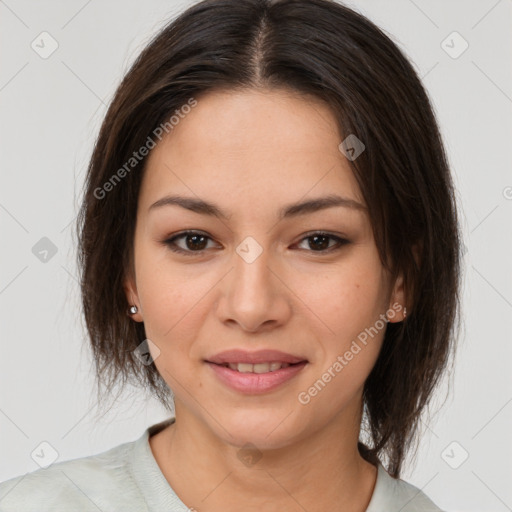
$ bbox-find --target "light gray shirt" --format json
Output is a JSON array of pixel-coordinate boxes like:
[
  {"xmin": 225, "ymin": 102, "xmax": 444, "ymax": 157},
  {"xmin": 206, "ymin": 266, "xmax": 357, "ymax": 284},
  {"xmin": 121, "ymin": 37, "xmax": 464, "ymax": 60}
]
[{"xmin": 0, "ymin": 418, "xmax": 444, "ymax": 511}]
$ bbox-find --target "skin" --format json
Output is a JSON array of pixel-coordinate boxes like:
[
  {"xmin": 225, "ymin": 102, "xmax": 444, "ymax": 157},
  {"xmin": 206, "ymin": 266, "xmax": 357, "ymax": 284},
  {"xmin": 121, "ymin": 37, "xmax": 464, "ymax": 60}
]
[{"xmin": 124, "ymin": 88, "xmax": 406, "ymax": 512}]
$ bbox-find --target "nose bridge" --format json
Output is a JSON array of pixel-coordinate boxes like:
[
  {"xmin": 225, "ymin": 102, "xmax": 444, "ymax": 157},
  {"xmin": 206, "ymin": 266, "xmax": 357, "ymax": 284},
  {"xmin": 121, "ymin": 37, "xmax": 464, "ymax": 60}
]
[
  {"xmin": 232, "ymin": 235, "xmax": 274, "ymax": 301},
  {"xmin": 220, "ymin": 234, "xmax": 289, "ymax": 331}
]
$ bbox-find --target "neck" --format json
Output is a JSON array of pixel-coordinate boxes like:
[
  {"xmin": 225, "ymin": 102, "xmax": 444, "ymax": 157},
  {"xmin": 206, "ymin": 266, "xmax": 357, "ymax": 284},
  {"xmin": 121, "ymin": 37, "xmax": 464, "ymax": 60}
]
[{"xmin": 150, "ymin": 401, "xmax": 377, "ymax": 512}]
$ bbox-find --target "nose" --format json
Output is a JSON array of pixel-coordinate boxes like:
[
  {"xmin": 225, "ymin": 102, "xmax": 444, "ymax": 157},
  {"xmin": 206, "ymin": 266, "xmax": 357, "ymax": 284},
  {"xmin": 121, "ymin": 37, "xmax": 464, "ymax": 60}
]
[{"xmin": 216, "ymin": 241, "xmax": 292, "ymax": 333}]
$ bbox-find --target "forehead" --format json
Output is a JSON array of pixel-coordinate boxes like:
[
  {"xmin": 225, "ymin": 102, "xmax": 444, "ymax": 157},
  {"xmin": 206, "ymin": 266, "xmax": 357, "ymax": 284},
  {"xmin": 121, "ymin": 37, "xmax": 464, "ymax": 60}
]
[{"xmin": 139, "ymin": 88, "xmax": 364, "ymax": 213}]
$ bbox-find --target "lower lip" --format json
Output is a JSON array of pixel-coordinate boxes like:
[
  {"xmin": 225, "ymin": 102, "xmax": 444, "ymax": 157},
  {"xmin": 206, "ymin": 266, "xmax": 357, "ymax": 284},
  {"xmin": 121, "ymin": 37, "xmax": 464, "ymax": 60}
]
[{"xmin": 206, "ymin": 361, "xmax": 308, "ymax": 394}]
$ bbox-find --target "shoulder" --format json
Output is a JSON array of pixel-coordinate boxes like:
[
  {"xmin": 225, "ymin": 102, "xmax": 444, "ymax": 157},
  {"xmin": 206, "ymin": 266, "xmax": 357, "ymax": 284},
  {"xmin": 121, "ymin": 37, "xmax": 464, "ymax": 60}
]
[
  {"xmin": 0, "ymin": 438, "xmax": 147, "ymax": 512},
  {"xmin": 366, "ymin": 464, "xmax": 445, "ymax": 512}
]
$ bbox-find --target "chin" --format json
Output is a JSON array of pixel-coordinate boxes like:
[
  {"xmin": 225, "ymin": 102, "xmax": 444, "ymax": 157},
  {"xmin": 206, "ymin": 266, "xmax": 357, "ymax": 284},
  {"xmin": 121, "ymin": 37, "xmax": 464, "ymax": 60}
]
[{"xmin": 207, "ymin": 406, "xmax": 307, "ymax": 451}]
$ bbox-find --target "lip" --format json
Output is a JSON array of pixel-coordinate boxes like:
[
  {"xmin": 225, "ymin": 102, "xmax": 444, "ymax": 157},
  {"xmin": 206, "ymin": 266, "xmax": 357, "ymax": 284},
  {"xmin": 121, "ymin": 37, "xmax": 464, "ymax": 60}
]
[
  {"xmin": 206, "ymin": 360, "xmax": 308, "ymax": 394},
  {"xmin": 206, "ymin": 349, "xmax": 307, "ymax": 365}
]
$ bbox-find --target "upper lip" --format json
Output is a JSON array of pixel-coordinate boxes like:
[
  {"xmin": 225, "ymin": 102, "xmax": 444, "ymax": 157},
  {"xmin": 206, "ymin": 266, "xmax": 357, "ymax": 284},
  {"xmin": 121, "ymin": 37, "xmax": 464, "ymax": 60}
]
[{"xmin": 206, "ymin": 349, "xmax": 307, "ymax": 365}]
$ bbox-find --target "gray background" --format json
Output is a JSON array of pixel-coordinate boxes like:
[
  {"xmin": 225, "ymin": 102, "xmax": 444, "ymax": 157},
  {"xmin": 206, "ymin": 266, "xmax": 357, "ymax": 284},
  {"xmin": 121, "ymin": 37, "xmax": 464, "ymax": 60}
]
[{"xmin": 1, "ymin": 1, "xmax": 511, "ymax": 510}]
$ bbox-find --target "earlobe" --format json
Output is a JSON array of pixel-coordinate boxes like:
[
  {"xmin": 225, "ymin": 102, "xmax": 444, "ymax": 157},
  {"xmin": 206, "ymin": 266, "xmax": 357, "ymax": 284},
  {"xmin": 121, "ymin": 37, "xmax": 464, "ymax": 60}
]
[{"xmin": 123, "ymin": 275, "xmax": 143, "ymax": 322}]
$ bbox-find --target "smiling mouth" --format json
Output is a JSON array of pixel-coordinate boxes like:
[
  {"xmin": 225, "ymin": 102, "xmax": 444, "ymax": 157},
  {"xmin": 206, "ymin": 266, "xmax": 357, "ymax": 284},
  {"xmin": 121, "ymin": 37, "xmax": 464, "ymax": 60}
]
[
  {"xmin": 215, "ymin": 361, "xmax": 303, "ymax": 373},
  {"xmin": 206, "ymin": 359, "xmax": 308, "ymax": 394}
]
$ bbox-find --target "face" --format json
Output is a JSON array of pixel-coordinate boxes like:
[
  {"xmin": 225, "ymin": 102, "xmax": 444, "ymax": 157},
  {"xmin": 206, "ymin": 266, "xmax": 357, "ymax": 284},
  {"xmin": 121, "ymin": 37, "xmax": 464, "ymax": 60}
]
[{"xmin": 124, "ymin": 88, "xmax": 405, "ymax": 450}]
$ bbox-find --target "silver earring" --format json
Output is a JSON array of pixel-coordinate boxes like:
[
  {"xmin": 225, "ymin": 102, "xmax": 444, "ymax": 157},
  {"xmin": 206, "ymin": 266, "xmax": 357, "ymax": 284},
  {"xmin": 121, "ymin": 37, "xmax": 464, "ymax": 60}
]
[
  {"xmin": 403, "ymin": 306, "xmax": 407, "ymax": 319},
  {"xmin": 128, "ymin": 305, "xmax": 138, "ymax": 315}
]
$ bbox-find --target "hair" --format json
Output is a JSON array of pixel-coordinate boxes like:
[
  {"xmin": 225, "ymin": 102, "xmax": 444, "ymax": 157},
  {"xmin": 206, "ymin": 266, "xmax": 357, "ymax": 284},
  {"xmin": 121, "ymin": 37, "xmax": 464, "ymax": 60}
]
[{"xmin": 76, "ymin": 0, "xmax": 462, "ymax": 478}]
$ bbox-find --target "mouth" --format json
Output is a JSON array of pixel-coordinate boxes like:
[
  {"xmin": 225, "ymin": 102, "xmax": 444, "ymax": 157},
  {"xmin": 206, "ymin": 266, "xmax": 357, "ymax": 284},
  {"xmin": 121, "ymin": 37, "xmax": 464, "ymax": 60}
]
[
  {"xmin": 206, "ymin": 348, "xmax": 308, "ymax": 366},
  {"xmin": 213, "ymin": 361, "xmax": 303, "ymax": 373},
  {"xmin": 204, "ymin": 349, "xmax": 309, "ymax": 394}
]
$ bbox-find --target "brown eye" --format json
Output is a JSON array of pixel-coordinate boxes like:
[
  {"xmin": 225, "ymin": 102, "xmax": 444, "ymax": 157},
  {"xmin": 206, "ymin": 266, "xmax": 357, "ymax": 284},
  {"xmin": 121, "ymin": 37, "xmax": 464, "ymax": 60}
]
[
  {"xmin": 163, "ymin": 231, "xmax": 216, "ymax": 254},
  {"xmin": 296, "ymin": 232, "xmax": 350, "ymax": 253},
  {"xmin": 183, "ymin": 233, "xmax": 208, "ymax": 250},
  {"xmin": 307, "ymin": 234, "xmax": 330, "ymax": 251}
]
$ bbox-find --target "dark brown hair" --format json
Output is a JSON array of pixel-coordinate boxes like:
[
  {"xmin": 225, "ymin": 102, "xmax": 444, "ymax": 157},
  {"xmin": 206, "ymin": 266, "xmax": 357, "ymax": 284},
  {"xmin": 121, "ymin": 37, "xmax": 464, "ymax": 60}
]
[{"xmin": 76, "ymin": 0, "xmax": 462, "ymax": 477}]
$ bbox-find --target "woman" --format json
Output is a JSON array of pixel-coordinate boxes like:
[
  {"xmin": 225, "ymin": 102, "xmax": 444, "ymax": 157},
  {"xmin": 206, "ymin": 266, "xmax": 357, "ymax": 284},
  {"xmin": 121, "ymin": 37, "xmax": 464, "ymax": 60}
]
[{"xmin": 0, "ymin": 0, "xmax": 461, "ymax": 510}]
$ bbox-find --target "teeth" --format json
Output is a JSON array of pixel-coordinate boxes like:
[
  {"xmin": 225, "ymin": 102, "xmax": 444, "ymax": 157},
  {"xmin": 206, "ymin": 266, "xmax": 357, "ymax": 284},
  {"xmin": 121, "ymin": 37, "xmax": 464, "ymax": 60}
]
[
  {"xmin": 237, "ymin": 363, "xmax": 254, "ymax": 373},
  {"xmin": 225, "ymin": 362, "xmax": 291, "ymax": 373}
]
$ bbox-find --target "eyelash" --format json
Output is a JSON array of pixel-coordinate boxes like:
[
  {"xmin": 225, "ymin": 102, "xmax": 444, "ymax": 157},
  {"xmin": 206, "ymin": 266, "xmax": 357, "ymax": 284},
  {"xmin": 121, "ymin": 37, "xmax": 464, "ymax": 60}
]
[{"xmin": 161, "ymin": 230, "xmax": 350, "ymax": 255}]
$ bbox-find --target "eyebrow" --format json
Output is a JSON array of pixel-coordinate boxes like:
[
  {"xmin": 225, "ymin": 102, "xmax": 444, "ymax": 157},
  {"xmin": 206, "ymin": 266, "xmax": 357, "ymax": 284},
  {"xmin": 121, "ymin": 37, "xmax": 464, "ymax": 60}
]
[{"xmin": 148, "ymin": 194, "xmax": 367, "ymax": 220}]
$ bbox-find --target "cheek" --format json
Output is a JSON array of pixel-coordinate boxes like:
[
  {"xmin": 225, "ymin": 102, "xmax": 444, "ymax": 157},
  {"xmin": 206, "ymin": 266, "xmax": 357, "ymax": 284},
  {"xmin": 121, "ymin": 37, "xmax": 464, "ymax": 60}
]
[
  {"xmin": 300, "ymin": 282, "xmax": 387, "ymax": 412},
  {"xmin": 299, "ymin": 252, "xmax": 388, "ymax": 341},
  {"xmin": 137, "ymin": 269, "xmax": 206, "ymax": 340},
  {"xmin": 135, "ymin": 265, "xmax": 205, "ymax": 385},
  {"xmin": 297, "ymin": 252, "xmax": 388, "ymax": 393},
  {"xmin": 134, "ymin": 248, "xmax": 222, "ymax": 381},
  {"xmin": 134, "ymin": 240, "xmax": 203, "ymax": 330}
]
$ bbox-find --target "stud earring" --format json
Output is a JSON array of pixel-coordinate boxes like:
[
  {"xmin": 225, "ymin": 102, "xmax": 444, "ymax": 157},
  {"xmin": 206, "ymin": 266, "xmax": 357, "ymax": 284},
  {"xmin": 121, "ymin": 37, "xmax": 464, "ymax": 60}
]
[{"xmin": 128, "ymin": 305, "xmax": 138, "ymax": 315}]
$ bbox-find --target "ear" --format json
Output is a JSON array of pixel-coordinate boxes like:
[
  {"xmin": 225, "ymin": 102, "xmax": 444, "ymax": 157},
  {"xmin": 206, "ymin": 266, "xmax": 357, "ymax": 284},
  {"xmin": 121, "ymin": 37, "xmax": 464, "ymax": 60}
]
[
  {"xmin": 123, "ymin": 271, "xmax": 143, "ymax": 322},
  {"xmin": 387, "ymin": 271, "xmax": 406, "ymax": 323},
  {"xmin": 386, "ymin": 242, "xmax": 420, "ymax": 323}
]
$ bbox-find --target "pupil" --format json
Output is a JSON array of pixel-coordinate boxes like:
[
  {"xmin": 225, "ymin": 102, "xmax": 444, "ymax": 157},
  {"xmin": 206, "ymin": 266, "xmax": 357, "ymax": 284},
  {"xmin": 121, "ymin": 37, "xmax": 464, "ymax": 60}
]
[
  {"xmin": 310, "ymin": 235, "xmax": 329, "ymax": 251},
  {"xmin": 187, "ymin": 234, "xmax": 207, "ymax": 250}
]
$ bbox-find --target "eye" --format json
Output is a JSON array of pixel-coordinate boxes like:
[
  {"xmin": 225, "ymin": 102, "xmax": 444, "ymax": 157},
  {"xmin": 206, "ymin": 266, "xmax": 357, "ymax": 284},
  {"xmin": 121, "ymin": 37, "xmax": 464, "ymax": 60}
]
[
  {"xmin": 162, "ymin": 230, "xmax": 218, "ymax": 254},
  {"xmin": 162, "ymin": 230, "xmax": 349, "ymax": 255},
  {"xmin": 294, "ymin": 232, "xmax": 350, "ymax": 253}
]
